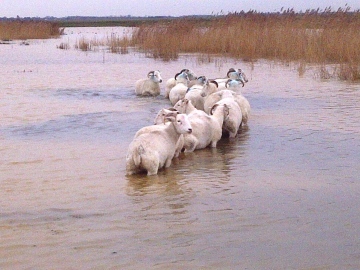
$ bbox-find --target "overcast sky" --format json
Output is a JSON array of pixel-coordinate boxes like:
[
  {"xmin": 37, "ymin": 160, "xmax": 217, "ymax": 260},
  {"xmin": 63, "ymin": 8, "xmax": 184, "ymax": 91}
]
[{"xmin": 1, "ymin": 0, "xmax": 359, "ymax": 18}]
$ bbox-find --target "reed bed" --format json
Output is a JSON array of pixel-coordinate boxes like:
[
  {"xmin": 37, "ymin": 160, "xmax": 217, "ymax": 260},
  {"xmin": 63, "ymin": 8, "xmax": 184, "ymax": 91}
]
[
  {"xmin": 107, "ymin": 33, "xmax": 132, "ymax": 54},
  {"xmin": 73, "ymin": 32, "xmax": 134, "ymax": 54},
  {"xmin": 0, "ymin": 20, "xmax": 62, "ymax": 40},
  {"xmin": 129, "ymin": 8, "xmax": 360, "ymax": 80},
  {"xmin": 74, "ymin": 36, "xmax": 103, "ymax": 51},
  {"xmin": 75, "ymin": 37, "xmax": 90, "ymax": 51}
]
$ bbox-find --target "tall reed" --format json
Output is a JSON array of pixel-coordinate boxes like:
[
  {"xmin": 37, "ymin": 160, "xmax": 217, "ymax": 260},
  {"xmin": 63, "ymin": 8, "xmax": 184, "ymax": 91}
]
[
  {"xmin": 107, "ymin": 33, "xmax": 132, "ymax": 54},
  {"xmin": 73, "ymin": 32, "xmax": 134, "ymax": 54},
  {"xmin": 75, "ymin": 37, "xmax": 92, "ymax": 51},
  {"xmin": 129, "ymin": 8, "xmax": 360, "ymax": 80},
  {"xmin": 0, "ymin": 20, "xmax": 62, "ymax": 40}
]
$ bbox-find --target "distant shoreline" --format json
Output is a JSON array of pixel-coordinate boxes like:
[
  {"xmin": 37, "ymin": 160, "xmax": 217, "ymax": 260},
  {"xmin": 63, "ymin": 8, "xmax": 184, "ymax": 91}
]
[
  {"xmin": 2, "ymin": 8, "xmax": 360, "ymax": 27},
  {"xmin": 0, "ymin": 15, "xmax": 214, "ymax": 27}
]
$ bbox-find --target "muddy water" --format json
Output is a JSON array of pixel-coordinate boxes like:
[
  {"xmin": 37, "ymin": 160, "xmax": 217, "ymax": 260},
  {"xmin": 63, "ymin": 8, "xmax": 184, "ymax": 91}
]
[{"xmin": 1, "ymin": 27, "xmax": 360, "ymax": 269}]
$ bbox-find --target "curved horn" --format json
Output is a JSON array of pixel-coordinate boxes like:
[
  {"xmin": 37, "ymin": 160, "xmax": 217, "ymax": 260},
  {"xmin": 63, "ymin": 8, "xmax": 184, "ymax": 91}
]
[
  {"xmin": 210, "ymin": 80, "xmax": 218, "ymax": 88},
  {"xmin": 210, "ymin": 104, "xmax": 219, "ymax": 115},
  {"xmin": 166, "ymin": 107, "xmax": 178, "ymax": 112},
  {"xmin": 198, "ymin": 75, "xmax": 206, "ymax": 83},
  {"xmin": 174, "ymin": 72, "xmax": 181, "ymax": 80},
  {"xmin": 227, "ymin": 68, "xmax": 236, "ymax": 77},
  {"xmin": 147, "ymin": 71, "xmax": 155, "ymax": 77},
  {"xmin": 237, "ymin": 78, "xmax": 245, "ymax": 87},
  {"xmin": 243, "ymin": 73, "xmax": 249, "ymax": 83},
  {"xmin": 225, "ymin": 79, "xmax": 231, "ymax": 88}
]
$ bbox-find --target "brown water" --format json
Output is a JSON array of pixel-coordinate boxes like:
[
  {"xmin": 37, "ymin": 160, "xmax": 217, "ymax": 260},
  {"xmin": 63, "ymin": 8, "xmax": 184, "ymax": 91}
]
[{"xmin": 1, "ymin": 27, "xmax": 360, "ymax": 269}]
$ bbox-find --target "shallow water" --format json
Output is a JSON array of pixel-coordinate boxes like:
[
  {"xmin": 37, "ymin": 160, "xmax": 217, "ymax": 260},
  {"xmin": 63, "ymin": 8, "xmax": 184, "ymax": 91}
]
[{"xmin": 1, "ymin": 27, "xmax": 360, "ymax": 269}]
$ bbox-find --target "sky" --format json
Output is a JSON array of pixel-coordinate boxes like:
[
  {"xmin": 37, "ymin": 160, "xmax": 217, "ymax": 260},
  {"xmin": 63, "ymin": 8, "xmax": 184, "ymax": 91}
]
[{"xmin": 1, "ymin": 0, "xmax": 359, "ymax": 18}]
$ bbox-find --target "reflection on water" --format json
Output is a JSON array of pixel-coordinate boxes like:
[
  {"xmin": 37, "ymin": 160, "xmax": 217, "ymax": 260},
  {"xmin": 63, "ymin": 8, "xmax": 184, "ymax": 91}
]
[{"xmin": 1, "ymin": 27, "xmax": 360, "ymax": 269}]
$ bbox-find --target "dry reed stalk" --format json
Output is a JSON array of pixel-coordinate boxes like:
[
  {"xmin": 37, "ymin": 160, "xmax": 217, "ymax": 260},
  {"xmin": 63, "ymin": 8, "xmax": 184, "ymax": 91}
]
[
  {"xmin": 0, "ymin": 20, "xmax": 61, "ymax": 40},
  {"xmin": 57, "ymin": 42, "xmax": 70, "ymax": 50},
  {"xmin": 317, "ymin": 64, "xmax": 334, "ymax": 79},
  {"xmin": 73, "ymin": 33, "xmax": 133, "ymax": 54},
  {"xmin": 337, "ymin": 63, "xmax": 360, "ymax": 81},
  {"xmin": 126, "ymin": 8, "xmax": 360, "ymax": 80},
  {"xmin": 75, "ymin": 37, "xmax": 92, "ymax": 51},
  {"xmin": 107, "ymin": 33, "xmax": 131, "ymax": 54},
  {"xmin": 132, "ymin": 24, "xmax": 182, "ymax": 60},
  {"xmin": 297, "ymin": 61, "xmax": 307, "ymax": 76}
]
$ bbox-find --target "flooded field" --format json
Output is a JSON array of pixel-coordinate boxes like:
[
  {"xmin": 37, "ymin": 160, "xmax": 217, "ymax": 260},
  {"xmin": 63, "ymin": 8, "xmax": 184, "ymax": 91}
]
[{"xmin": 1, "ymin": 27, "xmax": 360, "ymax": 269}]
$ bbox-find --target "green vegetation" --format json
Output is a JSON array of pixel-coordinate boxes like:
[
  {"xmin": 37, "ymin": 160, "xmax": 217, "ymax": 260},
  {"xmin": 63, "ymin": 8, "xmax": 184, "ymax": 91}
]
[{"xmin": 57, "ymin": 17, "xmax": 178, "ymax": 28}]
